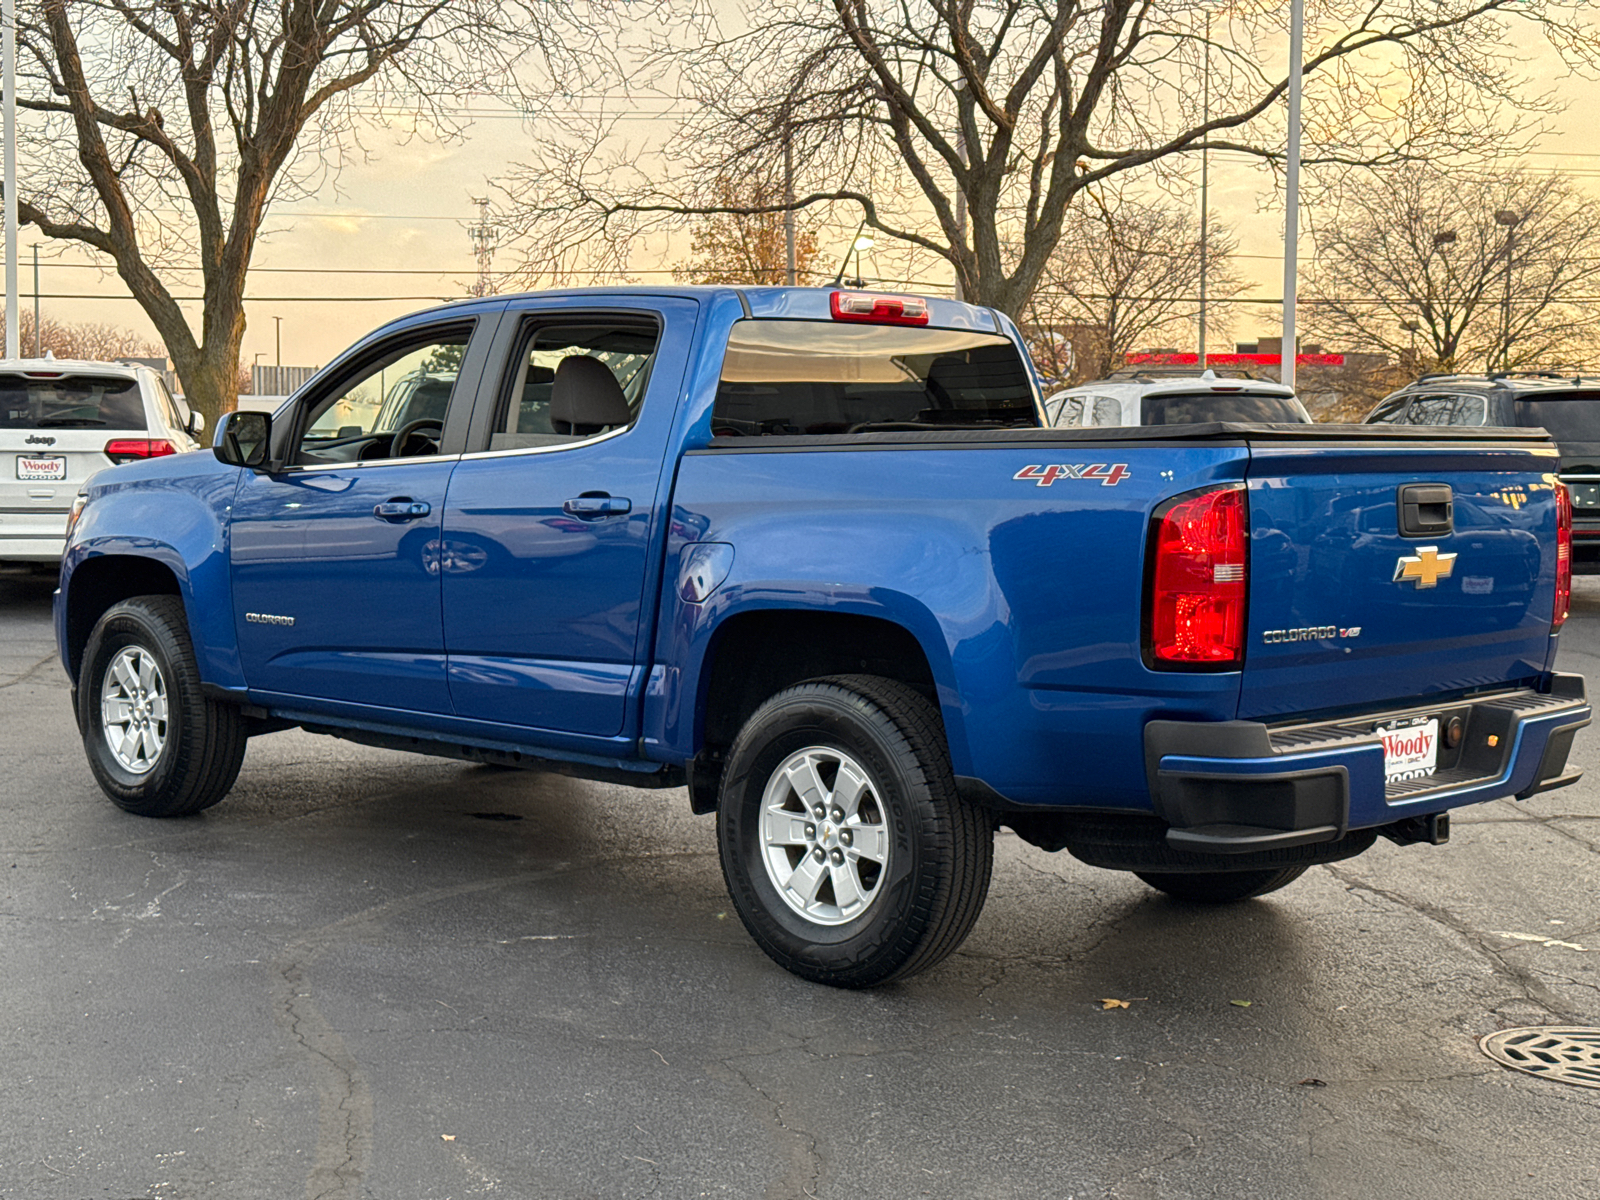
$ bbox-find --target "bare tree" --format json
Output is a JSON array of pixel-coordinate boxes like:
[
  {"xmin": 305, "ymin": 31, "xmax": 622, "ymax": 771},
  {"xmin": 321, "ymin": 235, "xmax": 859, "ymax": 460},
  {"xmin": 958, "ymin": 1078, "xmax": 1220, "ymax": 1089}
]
[
  {"xmin": 1305, "ymin": 167, "xmax": 1600, "ymax": 372},
  {"xmin": 14, "ymin": 0, "xmax": 610, "ymax": 423},
  {"xmin": 499, "ymin": 1, "xmax": 1594, "ymax": 319},
  {"xmin": 1023, "ymin": 187, "xmax": 1248, "ymax": 382},
  {"xmin": 7, "ymin": 308, "xmax": 164, "ymax": 362}
]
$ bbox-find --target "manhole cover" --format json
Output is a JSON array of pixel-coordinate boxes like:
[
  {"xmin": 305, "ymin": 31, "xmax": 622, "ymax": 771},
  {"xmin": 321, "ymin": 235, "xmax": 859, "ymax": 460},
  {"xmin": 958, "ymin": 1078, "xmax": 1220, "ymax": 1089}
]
[{"xmin": 1479, "ymin": 1027, "xmax": 1600, "ymax": 1089}]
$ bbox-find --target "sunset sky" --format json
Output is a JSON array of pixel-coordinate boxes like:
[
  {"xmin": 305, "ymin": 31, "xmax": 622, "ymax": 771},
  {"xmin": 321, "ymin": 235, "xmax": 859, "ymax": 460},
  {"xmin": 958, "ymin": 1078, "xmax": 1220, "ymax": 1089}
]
[{"xmin": 13, "ymin": 13, "xmax": 1600, "ymax": 380}]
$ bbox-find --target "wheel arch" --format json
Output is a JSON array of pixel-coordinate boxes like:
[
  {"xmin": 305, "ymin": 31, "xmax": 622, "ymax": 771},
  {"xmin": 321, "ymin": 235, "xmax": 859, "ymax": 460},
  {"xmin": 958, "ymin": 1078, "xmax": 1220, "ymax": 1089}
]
[
  {"xmin": 63, "ymin": 553, "xmax": 185, "ymax": 684},
  {"xmin": 684, "ymin": 606, "xmax": 962, "ymax": 813}
]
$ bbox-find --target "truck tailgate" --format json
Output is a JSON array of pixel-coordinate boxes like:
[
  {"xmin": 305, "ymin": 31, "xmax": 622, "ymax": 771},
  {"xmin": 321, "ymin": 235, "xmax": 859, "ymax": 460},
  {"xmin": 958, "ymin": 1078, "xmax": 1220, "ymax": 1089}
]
[{"xmin": 1239, "ymin": 436, "xmax": 1560, "ymax": 721}]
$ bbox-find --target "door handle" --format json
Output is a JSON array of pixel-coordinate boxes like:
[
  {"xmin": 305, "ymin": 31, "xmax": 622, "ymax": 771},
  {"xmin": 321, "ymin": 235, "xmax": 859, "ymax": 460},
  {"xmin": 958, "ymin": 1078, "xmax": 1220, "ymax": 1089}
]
[
  {"xmin": 373, "ymin": 498, "xmax": 431, "ymax": 520},
  {"xmin": 563, "ymin": 494, "xmax": 632, "ymax": 519}
]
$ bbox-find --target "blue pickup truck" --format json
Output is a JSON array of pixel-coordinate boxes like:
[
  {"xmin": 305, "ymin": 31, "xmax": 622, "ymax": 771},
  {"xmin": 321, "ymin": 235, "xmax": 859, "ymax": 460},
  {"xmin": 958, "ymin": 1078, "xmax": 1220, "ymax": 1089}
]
[{"xmin": 55, "ymin": 287, "xmax": 1589, "ymax": 987}]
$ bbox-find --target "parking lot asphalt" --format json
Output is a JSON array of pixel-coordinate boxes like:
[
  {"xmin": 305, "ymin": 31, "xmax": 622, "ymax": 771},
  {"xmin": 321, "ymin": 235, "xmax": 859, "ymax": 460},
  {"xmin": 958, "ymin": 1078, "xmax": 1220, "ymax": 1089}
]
[{"xmin": 1, "ymin": 573, "xmax": 1596, "ymax": 1200}]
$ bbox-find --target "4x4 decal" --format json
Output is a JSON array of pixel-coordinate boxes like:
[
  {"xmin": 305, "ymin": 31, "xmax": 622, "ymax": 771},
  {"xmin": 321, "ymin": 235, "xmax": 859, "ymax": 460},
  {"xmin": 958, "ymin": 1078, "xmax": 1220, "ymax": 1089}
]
[{"xmin": 1014, "ymin": 463, "xmax": 1130, "ymax": 487}]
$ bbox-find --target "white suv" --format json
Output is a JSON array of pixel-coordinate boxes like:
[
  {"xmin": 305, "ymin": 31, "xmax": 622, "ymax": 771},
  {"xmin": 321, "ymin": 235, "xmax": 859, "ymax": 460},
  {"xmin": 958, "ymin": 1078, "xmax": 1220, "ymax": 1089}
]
[
  {"xmin": 1, "ymin": 358, "xmax": 203, "ymax": 565},
  {"xmin": 1045, "ymin": 370, "xmax": 1310, "ymax": 427}
]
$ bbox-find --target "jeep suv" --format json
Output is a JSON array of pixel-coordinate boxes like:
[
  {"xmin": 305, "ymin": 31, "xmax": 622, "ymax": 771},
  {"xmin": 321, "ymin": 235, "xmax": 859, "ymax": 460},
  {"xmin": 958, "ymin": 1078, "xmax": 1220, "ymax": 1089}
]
[{"xmin": 1364, "ymin": 372, "xmax": 1600, "ymax": 571}]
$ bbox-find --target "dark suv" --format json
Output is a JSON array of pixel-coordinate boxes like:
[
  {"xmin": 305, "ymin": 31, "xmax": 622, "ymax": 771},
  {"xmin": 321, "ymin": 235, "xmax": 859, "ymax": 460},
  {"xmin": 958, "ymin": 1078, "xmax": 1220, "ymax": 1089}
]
[{"xmin": 1365, "ymin": 372, "xmax": 1600, "ymax": 570}]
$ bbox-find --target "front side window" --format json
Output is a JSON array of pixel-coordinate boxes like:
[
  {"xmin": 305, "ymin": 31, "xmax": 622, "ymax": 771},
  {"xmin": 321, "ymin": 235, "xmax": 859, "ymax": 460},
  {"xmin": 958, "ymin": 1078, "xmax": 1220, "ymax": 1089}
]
[
  {"xmin": 296, "ymin": 328, "xmax": 471, "ymax": 464},
  {"xmin": 0, "ymin": 373, "xmax": 146, "ymax": 430},
  {"xmin": 712, "ymin": 320, "xmax": 1038, "ymax": 436}
]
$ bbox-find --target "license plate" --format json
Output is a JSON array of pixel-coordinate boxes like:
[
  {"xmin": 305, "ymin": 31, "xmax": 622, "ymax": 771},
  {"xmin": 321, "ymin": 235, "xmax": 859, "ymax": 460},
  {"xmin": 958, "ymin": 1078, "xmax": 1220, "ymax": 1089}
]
[
  {"xmin": 17, "ymin": 454, "xmax": 66, "ymax": 481},
  {"xmin": 1378, "ymin": 716, "xmax": 1439, "ymax": 784}
]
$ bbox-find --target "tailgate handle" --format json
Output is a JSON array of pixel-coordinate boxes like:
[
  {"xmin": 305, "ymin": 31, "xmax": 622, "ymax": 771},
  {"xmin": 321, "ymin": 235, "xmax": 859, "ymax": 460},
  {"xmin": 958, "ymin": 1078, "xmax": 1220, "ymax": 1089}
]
[{"xmin": 1398, "ymin": 483, "xmax": 1453, "ymax": 538}]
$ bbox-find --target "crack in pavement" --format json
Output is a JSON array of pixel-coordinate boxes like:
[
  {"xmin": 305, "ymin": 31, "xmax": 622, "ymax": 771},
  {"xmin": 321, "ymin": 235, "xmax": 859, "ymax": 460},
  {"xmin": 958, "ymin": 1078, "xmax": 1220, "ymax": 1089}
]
[
  {"xmin": 1321, "ymin": 864, "xmax": 1589, "ymax": 1021},
  {"xmin": 705, "ymin": 1054, "xmax": 824, "ymax": 1200},
  {"xmin": 0, "ymin": 652, "xmax": 58, "ymax": 690}
]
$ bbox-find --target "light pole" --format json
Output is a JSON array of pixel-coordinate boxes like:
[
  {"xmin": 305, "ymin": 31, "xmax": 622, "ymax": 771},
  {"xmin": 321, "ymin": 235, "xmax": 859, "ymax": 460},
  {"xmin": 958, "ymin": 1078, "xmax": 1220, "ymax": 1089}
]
[
  {"xmin": 1281, "ymin": 0, "xmax": 1304, "ymax": 391},
  {"xmin": 1198, "ymin": 7, "xmax": 1212, "ymax": 367},
  {"xmin": 273, "ymin": 315, "xmax": 283, "ymax": 367},
  {"xmin": 1494, "ymin": 209, "xmax": 1523, "ymax": 372}
]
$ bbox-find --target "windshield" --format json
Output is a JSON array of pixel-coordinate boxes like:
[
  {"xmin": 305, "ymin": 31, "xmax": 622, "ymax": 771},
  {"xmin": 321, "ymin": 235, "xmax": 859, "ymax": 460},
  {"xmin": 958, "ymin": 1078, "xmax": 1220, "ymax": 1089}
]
[
  {"xmin": 1513, "ymin": 394, "xmax": 1600, "ymax": 443},
  {"xmin": 0, "ymin": 373, "xmax": 146, "ymax": 430},
  {"xmin": 1140, "ymin": 392, "xmax": 1308, "ymax": 425},
  {"xmin": 713, "ymin": 320, "xmax": 1039, "ymax": 435}
]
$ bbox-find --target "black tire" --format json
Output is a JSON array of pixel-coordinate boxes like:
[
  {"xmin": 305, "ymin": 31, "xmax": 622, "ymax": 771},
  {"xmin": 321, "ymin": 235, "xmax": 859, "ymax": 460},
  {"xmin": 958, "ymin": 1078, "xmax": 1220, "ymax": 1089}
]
[
  {"xmin": 716, "ymin": 675, "xmax": 993, "ymax": 988},
  {"xmin": 1134, "ymin": 865, "xmax": 1308, "ymax": 903},
  {"xmin": 79, "ymin": 595, "xmax": 247, "ymax": 817}
]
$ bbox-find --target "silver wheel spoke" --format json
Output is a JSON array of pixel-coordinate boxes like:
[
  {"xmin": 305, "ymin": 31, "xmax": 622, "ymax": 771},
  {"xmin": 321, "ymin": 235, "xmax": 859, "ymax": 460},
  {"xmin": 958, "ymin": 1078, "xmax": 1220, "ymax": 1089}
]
[
  {"xmin": 112, "ymin": 657, "xmax": 138, "ymax": 693},
  {"xmin": 763, "ymin": 807, "xmax": 812, "ymax": 846},
  {"xmin": 149, "ymin": 693, "xmax": 168, "ymax": 722},
  {"xmin": 784, "ymin": 854, "xmax": 828, "ymax": 906},
  {"xmin": 829, "ymin": 863, "xmax": 865, "ymax": 914},
  {"xmin": 833, "ymin": 765, "xmax": 869, "ymax": 818},
  {"xmin": 137, "ymin": 654, "xmax": 158, "ymax": 692},
  {"xmin": 784, "ymin": 756, "xmax": 829, "ymax": 811},
  {"xmin": 848, "ymin": 821, "xmax": 889, "ymax": 864}
]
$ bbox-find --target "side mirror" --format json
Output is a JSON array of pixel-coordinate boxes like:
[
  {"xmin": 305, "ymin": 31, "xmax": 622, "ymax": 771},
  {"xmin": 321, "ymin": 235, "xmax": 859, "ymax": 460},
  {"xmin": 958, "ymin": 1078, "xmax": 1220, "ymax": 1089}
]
[
  {"xmin": 213, "ymin": 410, "xmax": 271, "ymax": 468},
  {"xmin": 186, "ymin": 409, "xmax": 206, "ymax": 437}
]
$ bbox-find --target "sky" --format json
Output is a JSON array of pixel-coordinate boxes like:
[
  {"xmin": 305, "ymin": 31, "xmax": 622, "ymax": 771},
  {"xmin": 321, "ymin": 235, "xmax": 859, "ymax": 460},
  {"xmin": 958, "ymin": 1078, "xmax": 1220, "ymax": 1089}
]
[{"xmin": 10, "ymin": 9, "xmax": 1600, "ymax": 378}]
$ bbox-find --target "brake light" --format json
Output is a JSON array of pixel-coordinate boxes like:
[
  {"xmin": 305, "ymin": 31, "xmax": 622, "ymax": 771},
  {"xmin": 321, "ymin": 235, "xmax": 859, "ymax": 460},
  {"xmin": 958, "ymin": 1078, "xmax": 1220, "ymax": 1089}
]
[
  {"xmin": 104, "ymin": 439, "xmax": 178, "ymax": 465},
  {"xmin": 1554, "ymin": 481, "xmax": 1572, "ymax": 630},
  {"xmin": 830, "ymin": 290, "xmax": 930, "ymax": 326},
  {"xmin": 1147, "ymin": 484, "xmax": 1248, "ymax": 667}
]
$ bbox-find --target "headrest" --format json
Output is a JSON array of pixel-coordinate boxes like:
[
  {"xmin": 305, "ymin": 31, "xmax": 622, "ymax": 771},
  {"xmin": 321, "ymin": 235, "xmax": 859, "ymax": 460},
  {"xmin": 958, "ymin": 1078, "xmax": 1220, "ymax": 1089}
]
[{"xmin": 550, "ymin": 356, "xmax": 631, "ymax": 433}]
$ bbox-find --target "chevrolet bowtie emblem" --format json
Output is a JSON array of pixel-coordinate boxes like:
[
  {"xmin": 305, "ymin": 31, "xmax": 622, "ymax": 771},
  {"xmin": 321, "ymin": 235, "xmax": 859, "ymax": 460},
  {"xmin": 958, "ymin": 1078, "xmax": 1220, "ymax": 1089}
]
[{"xmin": 1394, "ymin": 546, "xmax": 1457, "ymax": 588}]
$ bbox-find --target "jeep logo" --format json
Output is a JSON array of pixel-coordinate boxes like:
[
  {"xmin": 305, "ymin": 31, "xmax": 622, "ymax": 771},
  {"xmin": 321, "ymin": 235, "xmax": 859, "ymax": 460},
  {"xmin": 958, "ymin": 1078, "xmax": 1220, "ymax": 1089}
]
[{"xmin": 25, "ymin": 434, "xmax": 56, "ymax": 446}]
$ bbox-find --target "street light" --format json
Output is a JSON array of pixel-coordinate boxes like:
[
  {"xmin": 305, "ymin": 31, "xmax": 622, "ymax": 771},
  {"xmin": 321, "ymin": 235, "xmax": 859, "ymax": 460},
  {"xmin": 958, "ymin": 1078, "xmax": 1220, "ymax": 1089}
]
[
  {"xmin": 1494, "ymin": 210, "xmax": 1523, "ymax": 371},
  {"xmin": 851, "ymin": 235, "xmax": 874, "ymax": 288},
  {"xmin": 273, "ymin": 315, "xmax": 283, "ymax": 367},
  {"xmin": 1401, "ymin": 319, "xmax": 1421, "ymax": 361}
]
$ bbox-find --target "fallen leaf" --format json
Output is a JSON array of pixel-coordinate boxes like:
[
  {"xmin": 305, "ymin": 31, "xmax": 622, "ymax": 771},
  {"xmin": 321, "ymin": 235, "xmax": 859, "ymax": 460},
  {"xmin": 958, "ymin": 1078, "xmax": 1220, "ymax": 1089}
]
[
  {"xmin": 1297, "ymin": 1078, "xmax": 1327, "ymax": 1087},
  {"xmin": 715, "ymin": 912, "xmax": 727, "ymax": 920},
  {"xmin": 1230, "ymin": 999, "xmax": 1252, "ymax": 1008},
  {"xmin": 441, "ymin": 1134, "xmax": 456, "ymax": 1142},
  {"xmin": 1100, "ymin": 998, "xmax": 1131, "ymax": 1010}
]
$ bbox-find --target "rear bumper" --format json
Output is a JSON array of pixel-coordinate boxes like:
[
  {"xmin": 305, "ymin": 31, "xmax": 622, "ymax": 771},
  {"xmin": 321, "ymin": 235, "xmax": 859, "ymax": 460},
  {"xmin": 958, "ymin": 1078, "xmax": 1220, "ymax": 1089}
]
[
  {"xmin": 1144, "ymin": 674, "xmax": 1590, "ymax": 853},
  {"xmin": 0, "ymin": 532, "xmax": 66, "ymax": 562}
]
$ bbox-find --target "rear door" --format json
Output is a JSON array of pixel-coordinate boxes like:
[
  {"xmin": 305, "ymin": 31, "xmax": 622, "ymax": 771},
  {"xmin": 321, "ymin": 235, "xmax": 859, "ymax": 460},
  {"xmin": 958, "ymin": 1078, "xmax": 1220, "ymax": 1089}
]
[
  {"xmin": 1239, "ymin": 436, "xmax": 1558, "ymax": 720},
  {"xmin": 439, "ymin": 297, "xmax": 698, "ymax": 739},
  {"xmin": 0, "ymin": 369, "xmax": 144, "ymax": 555}
]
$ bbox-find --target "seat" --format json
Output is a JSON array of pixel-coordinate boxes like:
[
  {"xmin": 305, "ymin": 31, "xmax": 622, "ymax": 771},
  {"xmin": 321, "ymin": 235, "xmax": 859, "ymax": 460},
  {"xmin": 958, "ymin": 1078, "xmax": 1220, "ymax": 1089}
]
[{"xmin": 550, "ymin": 356, "xmax": 632, "ymax": 436}]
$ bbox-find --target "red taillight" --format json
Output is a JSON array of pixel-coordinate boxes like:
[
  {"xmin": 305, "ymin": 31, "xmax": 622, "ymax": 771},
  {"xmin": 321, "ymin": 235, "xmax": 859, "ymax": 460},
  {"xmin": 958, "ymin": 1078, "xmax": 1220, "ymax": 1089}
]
[
  {"xmin": 1148, "ymin": 484, "xmax": 1248, "ymax": 667},
  {"xmin": 829, "ymin": 290, "xmax": 930, "ymax": 326},
  {"xmin": 1554, "ymin": 481, "xmax": 1572, "ymax": 630},
  {"xmin": 104, "ymin": 439, "xmax": 177, "ymax": 465}
]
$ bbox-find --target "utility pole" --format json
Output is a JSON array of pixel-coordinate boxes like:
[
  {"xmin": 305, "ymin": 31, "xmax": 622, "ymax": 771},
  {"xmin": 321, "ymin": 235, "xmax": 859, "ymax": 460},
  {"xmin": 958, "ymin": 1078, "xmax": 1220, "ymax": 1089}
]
[
  {"xmin": 1281, "ymin": 0, "xmax": 1304, "ymax": 392},
  {"xmin": 273, "ymin": 315, "xmax": 282, "ymax": 367},
  {"xmin": 469, "ymin": 197, "xmax": 497, "ymax": 298},
  {"xmin": 1494, "ymin": 209, "xmax": 1523, "ymax": 371},
  {"xmin": 954, "ymin": 80, "xmax": 968, "ymax": 303},
  {"xmin": 3, "ymin": 0, "xmax": 17, "ymax": 360},
  {"xmin": 783, "ymin": 128, "xmax": 797, "ymax": 286},
  {"xmin": 32, "ymin": 244, "xmax": 40, "ymax": 356},
  {"xmin": 1198, "ymin": 9, "xmax": 1212, "ymax": 368}
]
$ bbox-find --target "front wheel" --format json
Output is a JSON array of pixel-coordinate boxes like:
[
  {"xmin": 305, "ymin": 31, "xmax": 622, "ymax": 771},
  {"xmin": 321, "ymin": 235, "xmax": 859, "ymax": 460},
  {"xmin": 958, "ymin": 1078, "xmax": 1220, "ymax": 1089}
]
[
  {"xmin": 1134, "ymin": 865, "xmax": 1308, "ymax": 903},
  {"xmin": 79, "ymin": 596, "xmax": 247, "ymax": 817},
  {"xmin": 717, "ymin": 675, "xmax": 993, "ymax": 988}
]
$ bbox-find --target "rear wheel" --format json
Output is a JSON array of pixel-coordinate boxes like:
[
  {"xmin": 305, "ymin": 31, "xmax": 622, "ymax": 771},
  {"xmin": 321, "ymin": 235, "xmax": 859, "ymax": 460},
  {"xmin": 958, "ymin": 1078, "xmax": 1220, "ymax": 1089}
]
[
  {"xmin": 1134, "ymin": 865, "xmax": 1308, "ymax": 903},
  {"xmin": 717, "ymin": 675, "xmax": 993, "ymax": 988},
  {"xmin": 79, "ymin": 596, "xmax": 247, "ymax": 817}
]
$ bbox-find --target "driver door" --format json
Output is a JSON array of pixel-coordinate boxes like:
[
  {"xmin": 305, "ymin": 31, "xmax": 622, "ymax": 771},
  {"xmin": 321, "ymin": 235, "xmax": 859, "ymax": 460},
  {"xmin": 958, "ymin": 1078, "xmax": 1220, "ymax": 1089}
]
[{"xmin": 229, "ymin": 317, "xmax": 496, "ymax": 712}]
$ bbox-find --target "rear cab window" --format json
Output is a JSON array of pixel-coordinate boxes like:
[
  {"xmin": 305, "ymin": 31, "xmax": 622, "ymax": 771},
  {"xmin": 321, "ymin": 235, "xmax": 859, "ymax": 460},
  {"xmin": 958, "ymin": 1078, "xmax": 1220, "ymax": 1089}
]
[
  {"xmin": 712, "ymin": 321, "xmax": 1039, "ymax": 436},
  {"xmin": 1, "ymin": 373, "xmax": 147, "ymax": 431},
  {"xmin": 490, "ymin": 318, "xmax": 658, "ymax": 450},
  {"xmin": 1139, "ymin": 391, "xmax": 1307, "ymax": 424}
]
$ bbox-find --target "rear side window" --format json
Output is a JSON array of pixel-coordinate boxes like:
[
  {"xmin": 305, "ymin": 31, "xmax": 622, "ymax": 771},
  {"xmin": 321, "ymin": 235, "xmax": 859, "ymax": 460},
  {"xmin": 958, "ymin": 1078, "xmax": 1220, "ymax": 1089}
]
[
  {"xmin": 1403, "ymin": 393, "xmax": 1487, "ymax": 426},
  {"xmin": 1139, "ymin": 391, "xmax": 1307, "ymax": 425},
  {"xmin": 713, "ymin": 321, "xmax": 1038, "ymax": 436},
  {"xmin": 0, "ymin": 373, "xmax": 146, "ymax": 430},
  {"xmin": 1514, "ymin": 394, "xmax": 1600, "ymax": 441}
]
